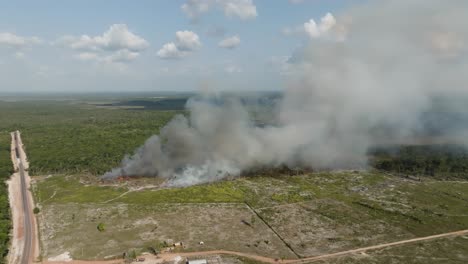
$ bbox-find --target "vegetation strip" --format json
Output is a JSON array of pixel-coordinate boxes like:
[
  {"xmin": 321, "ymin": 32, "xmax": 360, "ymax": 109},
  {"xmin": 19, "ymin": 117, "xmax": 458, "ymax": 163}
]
[{"xmin": 0, "ymin": 133, "xmax": 12, "ymax": 264}]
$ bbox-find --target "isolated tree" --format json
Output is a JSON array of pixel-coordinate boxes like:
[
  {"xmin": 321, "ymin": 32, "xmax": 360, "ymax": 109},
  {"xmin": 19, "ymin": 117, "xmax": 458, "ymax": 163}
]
[{"xmin": 97, "ymin": 222, "xmax": 105, "ymax": 232}]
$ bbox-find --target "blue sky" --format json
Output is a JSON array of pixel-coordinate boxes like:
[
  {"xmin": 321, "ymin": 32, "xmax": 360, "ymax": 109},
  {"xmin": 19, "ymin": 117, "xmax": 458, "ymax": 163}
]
[{"xmin": 0, "ymin": 0, "xmax": 362, "ymax": 92}]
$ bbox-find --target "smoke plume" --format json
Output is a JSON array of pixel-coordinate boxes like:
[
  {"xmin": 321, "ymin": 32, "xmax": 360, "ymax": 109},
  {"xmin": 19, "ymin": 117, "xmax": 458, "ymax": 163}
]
[{"xmin": 103, "ymin": 0, "xmax": 468, "ymax": 186}]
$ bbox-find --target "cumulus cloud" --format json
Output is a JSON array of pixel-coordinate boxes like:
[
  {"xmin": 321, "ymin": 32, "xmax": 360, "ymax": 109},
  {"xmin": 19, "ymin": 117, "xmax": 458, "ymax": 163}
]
[
  {"xmin": 283, "ymin": 12, "xmax": 341, "ymax": 40},
  {"xmin": 175, "ymin": 30, "xmax": 202, "ymax": 50},
  {"xmin": 181, "ymin": 0, "xmax": 212, "ymax": 20},
  {"xmin": 76, "ymin": 49, "xmax": 140, "ymax": 63},
  {"xmin": 0, "ymin": 32, "xmax": 41, "ymax": 48},
  {"xmin": 57, "ymin": 24, "xmax": 148, "ymax": 63},
  {"xmin": 304, "ymin": 12, "xmax": 336, "ymax": 39},
  {"xmin": 218, "ymin": 35, "xmax": 240, "ymax": 49},
  {"xmin": 107, "ymin": 49, "xmax": 140, "ymax": 63},
  {"xmin": 157, "ymin": 31, "xmax": 201, "ymax": 59},
  {"xmin": 223, "ymin": 0, "xmax": 257, "ymax": 19},
  {"xmin": 157, "ymin": 43, "xmax": 187, "ymax": 59},
  {"xmin": 58, "ymin": 24, "xmax": 148, "ymax": 52},
  {"xmin": 181, "ymin": 0, "xmax": 257, "ymax": 21}
]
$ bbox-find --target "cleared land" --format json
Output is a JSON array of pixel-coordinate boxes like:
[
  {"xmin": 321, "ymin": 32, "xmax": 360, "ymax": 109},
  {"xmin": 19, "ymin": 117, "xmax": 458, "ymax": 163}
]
[
  {"xmin": 32, "ymin": 171, "xmax": 468, "ymax": 261},
  {"xmin": 38, "ymin": 203, "xmax": 295, "ymax": 260},
  {"xmin": 315, "ymin": 235, "xmax": 468, "ymax": 264}
]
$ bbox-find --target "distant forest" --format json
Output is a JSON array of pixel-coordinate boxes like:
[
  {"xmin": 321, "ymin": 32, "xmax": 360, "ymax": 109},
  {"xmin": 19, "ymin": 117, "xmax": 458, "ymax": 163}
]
[
  {"xmin": 369, "ymin": 144, "xmax": 468, "ymax": 180},
  {"xmin": 1, "ymin": 99, "xmax": 468, "ymax": 180}
]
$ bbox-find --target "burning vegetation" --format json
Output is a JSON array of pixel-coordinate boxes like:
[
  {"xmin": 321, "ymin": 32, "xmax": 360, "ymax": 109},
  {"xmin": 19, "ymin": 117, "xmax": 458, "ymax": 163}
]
[{"xmin": 104, "ymin": 0, "xmax": 468, "ymax": 186}]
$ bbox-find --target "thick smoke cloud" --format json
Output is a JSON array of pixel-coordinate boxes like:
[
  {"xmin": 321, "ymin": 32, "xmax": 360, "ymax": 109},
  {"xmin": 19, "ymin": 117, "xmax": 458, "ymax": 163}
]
[{"xmin": 104, "ymin": 0, "xmax": 468, "ymax": 186}]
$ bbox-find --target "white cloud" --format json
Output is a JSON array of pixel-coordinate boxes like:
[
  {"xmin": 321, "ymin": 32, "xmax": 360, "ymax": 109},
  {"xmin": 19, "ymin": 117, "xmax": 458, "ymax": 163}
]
[
  {"xmin": 76, "ymin": 50, "xmax": 140, "ymax": 63},
  {"xmin": 304, "ymin": 12, "xmax": 336, "ymax": 39},
  {"xmin": 223, "ymin": 0, "xmax": 257, "ymax": 19},
  {"xmin": 283, "ymin": 12, "xmax": 340, "ymax": 40},
  {"xmin": 106, "ymin": 50, "xmax": 140, "ymax": 63},
  {"xmin": 218, "ymin": 35, "xmax": 240, "ymax": 49},
  {"xmin": 157, "ymin": 31, "xmax": 201, "ymax": 59},
  {"xmin": 182, "ymin": 0, "xmax": 213, "ymax": 20},
  {"xmin": 57, "ymin": 24, "xmax": 148, "ymax": 64},
  {"xmin": 59, "ymin": 24, "xmax": 148, "ymax": 52},
  {"xmin": 157, "ymin": 43, "xmax": 187, "ymax": 59},
  {"xmin": 181, "ymin": 0, "xmax": 257, "ymax": 21},
  {"xmin": 175, "ymin": 31, "xmax": 202, "ymax": 51},
  {"xmin": 0, "ymin": 32, "xmax": 41, "ymax": 48}
]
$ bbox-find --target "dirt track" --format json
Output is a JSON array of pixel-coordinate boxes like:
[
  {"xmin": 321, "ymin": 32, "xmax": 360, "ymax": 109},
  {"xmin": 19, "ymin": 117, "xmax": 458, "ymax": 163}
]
[{"xmin": 43, "ymin": 229, "xmax": 468, "ymax": 264}]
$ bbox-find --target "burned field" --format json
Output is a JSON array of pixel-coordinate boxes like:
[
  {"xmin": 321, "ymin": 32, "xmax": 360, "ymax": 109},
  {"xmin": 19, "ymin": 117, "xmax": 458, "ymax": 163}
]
[{"xmin": 33, "ymin": 171, "xmax": 468, "ymax": 261}]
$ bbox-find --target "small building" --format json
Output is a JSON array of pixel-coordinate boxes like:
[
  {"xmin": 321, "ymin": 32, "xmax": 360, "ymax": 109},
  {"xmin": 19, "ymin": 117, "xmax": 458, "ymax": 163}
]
[{"xmin": 188, "ymin": 259, "xmax": 207, "ymax": 264}]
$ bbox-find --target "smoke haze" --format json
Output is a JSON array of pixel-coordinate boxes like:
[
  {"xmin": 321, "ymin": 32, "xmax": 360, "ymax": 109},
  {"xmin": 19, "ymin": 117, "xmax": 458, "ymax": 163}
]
[{"xmin": 103, "ymin": 0, "xmax": 468, "ymax": 186}]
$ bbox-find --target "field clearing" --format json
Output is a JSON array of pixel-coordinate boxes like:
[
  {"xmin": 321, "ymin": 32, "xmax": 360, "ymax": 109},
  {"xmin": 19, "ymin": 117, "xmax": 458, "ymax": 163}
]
[
  {"xmin": 33, "ymin": 171, "xmax": 468, "ymax": 261},
  {"xmin": 315, "ymin": 236, "xmax": 468, "ymax": 264},
  {"xmin": 38, "ymin": 203, "xmax": 296, "ymax": 260},
  {"xmin": 257, "ymin": 199, "xmax": 410, "ymax": 257}
]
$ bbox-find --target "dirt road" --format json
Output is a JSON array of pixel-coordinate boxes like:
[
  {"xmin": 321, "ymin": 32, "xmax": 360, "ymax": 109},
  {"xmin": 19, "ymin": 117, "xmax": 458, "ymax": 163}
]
[
  {"xmin": 7, "ymin": 131, "xmax": 39, "ymax": 264},
  {"xmin": 44, "ymin": 228, "xmax": 468, "ymax": 264}
]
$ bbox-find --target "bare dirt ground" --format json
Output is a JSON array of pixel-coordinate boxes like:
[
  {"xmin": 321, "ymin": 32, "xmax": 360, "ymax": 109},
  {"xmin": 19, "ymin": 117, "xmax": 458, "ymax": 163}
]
[{"xmin": 7, "ymin": 131, "xmax": 40, "ymax": 264}]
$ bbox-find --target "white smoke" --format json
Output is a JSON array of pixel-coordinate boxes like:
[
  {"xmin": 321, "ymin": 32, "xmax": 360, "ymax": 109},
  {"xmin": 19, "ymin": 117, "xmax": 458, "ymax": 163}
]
[{"xmin": 103, "ymin": 0, "xmax": 468, "ymax": 186}]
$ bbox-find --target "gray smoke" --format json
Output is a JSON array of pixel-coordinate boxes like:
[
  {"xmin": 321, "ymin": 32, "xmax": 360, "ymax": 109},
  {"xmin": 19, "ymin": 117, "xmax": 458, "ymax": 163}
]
[{"xmin": 103, "ymin": 0, "xmax": 468, "ymax": 186}]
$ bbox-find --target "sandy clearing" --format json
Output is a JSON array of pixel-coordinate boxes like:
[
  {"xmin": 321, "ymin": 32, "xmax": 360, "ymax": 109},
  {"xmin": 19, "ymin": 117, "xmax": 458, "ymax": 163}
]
[
  {"xmin": 48, "ymin": 252, "xmax": 73, "ymax": 262},
  {"xmin": 7, "ymin": 172, "xmax": 24, "ymax": 264},
  {"xmin": 7, "ymin": 132, "xmax": 25, "ymax": 264}
]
